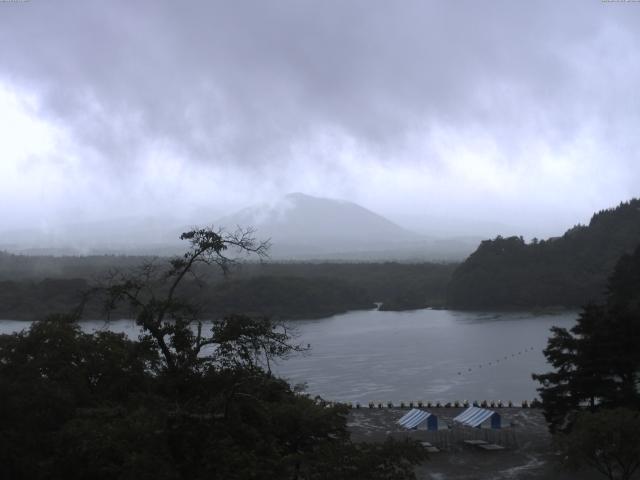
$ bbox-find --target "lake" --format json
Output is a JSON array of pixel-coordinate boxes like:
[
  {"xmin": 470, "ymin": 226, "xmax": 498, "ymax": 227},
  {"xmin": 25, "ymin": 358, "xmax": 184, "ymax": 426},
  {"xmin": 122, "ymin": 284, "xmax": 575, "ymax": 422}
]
[
  {"xmin": 273, "ymin": 309, "xmax": 576, "ymax": 404},
  {"xmin": 0, "ymin": 308, "xmax": 576, "ymax": 404}
]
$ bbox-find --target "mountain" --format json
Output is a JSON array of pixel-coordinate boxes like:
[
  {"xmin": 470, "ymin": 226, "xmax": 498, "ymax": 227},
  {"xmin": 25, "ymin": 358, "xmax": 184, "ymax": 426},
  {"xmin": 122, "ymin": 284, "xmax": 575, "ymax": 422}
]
[
  {"xmin": 216, "ymin": 193, "xmax": 474, "ymax": 260},
  {"xmin": 0, "ymin": 193, "xmax": 479, "ymax": 260},
  {"xmin": 447, "ymin": 198, "xmax": 640, "ymax": 309},
  {"xmin": 218, "ymin": 192, "xmax": 415, "ymax": 240}
]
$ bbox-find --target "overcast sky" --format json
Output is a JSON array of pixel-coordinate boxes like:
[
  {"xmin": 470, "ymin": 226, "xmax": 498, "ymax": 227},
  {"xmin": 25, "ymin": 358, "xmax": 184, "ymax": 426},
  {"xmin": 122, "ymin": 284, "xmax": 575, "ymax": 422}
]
[{"xmin": 1, "ymin": 0, "xmax": 639, "ymax": 238}]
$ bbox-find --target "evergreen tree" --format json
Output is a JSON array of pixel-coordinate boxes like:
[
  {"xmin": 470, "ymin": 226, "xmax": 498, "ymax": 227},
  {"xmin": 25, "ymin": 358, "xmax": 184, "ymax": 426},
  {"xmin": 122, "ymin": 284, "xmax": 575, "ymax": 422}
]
[
  {"xmin": 559, "ymin": 408, "xmax": 640, "ymax": 480},
  {"xmin": 533, "ymin": 244, "xmax": 640, "ymax": 432}
]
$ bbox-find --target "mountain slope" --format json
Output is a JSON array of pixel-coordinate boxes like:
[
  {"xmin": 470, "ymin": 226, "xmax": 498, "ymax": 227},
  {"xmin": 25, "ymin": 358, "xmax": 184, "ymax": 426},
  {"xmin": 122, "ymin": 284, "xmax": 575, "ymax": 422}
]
[
  {"xmin": 447, "ymin": 199, "xmax": 640, "ymax": 308},
  {"xmin": 216, "ymin": 193, "xmax": 423, "ymax": 258}
]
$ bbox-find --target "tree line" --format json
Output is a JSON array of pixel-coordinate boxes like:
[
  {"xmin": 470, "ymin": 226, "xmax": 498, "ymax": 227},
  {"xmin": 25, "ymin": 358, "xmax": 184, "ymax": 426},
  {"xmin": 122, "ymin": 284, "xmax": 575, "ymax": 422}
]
[
  {"xmin": 0, "ymin": 256, "xmax": 455, "ymax": 320},
  {"xmin": 448, "ymin": 199, "xmax": 640, "ymax": 309}
]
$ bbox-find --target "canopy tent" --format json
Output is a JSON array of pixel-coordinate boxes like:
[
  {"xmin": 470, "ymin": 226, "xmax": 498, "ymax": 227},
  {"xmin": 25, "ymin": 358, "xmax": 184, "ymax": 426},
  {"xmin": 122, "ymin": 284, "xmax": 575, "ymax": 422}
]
[
  {"xmin": 453, "ymin": 407, "xmax": 501, "ymax": 429},
  {"xmin": 397, "ymin": 409, "xmax": 438, "ymax": 431}
]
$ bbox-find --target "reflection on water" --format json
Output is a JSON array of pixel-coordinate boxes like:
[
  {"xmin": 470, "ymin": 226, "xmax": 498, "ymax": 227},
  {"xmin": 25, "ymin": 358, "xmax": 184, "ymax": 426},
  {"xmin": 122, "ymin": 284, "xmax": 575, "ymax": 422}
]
[
  {"xmin": 273, "ymin": 309, "xmax": 576, "ymax": 403},
  {"xmin": 0, "ymin": 309, "xmax": 576, "ymax": 403}
]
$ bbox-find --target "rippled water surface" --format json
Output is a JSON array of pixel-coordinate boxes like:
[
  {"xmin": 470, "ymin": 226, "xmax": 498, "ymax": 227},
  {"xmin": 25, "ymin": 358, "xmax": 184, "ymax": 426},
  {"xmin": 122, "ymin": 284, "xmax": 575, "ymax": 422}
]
[
  {"xmin": 273, "ymin": 309, "xmax": 576, "ymax": 403},
  {"xmin": 0, "ymin": 309, "xmax": 575, "ymax": 403}
]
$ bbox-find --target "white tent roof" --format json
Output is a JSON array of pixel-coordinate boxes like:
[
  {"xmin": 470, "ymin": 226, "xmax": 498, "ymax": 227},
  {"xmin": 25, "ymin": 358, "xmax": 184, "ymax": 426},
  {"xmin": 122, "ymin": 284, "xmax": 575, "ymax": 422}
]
[
  {"xmin": 453, "ymin": 407, "xmax": 495, "ymax": 427},
  {"xmin": 397, "ymin": 408, "xmax": 432, "ymax": 429}
]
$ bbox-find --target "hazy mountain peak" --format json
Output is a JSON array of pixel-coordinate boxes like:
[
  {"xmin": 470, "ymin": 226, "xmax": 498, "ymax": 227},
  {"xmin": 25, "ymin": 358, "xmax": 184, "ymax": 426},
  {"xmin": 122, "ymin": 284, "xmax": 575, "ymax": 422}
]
[
  {"xmin": 216, "ymin": 193, "xmax": 424, "ymax": 258},
  {"xmin": 284, "ymin": 192, "xmax": 348, "ymax": 204},
  {"xmin": 284, "ymin": 191, "xmax": 319, "ymax": 201}
]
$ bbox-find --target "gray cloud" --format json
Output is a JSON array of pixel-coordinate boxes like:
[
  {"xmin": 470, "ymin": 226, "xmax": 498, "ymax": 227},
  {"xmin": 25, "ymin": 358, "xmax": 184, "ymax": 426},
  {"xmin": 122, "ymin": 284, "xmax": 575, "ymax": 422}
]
[{"xmin": 1, "ymin": 0, "xmax": 639, "ymax": 236}]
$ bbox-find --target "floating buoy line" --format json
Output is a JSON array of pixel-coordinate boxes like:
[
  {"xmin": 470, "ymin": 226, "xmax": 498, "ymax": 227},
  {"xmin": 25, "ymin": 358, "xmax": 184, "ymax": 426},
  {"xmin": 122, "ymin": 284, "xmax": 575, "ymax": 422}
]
[{"xmin": 456, "ymin": 346, "xmax": 537, "ymax": 376}]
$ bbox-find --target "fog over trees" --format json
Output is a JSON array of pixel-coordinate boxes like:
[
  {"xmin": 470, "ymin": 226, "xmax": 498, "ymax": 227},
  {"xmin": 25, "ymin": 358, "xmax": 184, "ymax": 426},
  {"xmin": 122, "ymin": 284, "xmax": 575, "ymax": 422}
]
[
  {"xmin": 1, "ymin": 1, "xmax": 640, "ymax": 479},
  {"xmin": 0, "ymin": 193, "xmax": 480, "ymax": 261}
]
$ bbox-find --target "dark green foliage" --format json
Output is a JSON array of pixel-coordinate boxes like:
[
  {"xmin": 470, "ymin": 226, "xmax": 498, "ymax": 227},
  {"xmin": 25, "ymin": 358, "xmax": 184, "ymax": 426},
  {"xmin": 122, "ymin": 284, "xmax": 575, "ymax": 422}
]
[
  {"xmin": 0, "ymin": 318, "xmax": 160, "ymax": 479},
  {"xmin": 0, "ymin": 228, "xmax": 428, "ymax": 479},
  {"xmin": 0, "ymin": 320, "xmax": 427, "ymax": 479},
  {"xmin": 0, "ymin": 260, "xmax": 455, "ymax": 320},
  {"xmin": 206, "ymin": 275, "xmax": 373, "ymax": 319},
  {"xmin": 0, "ymin": 251, "xmax": 151, "ymax": 281},
  {"xmin": 607, "ymin": 244, "xmax": 640, "ymax": 315},
  {"xmin": 0, "ymin": 278, "xmax": 90, "ymax": 319},
  {"xmin": 558, "ymin": 408, "xmax": 640, "ymax": 480},
  {"xmin": 449, "ymin": 199, "xmax": 640, "ymax": 308},
  {"xmin": 241, "ymin": 262, "xmax": 455, "ymax": 312},
  {"xmin": 533, "ymin": 245, "xmax": 640, "ymax": 433},
  {"xmin": 299, "ymin": 438, "xmax": 428, "ymax": 480}
]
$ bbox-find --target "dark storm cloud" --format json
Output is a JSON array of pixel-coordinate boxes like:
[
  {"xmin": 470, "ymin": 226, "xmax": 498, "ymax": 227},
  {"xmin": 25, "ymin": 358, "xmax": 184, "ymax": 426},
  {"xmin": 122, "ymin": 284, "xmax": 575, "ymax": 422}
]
[
  {"xmin": 0, "ymin": 1, "xmax": 626, "ymax": 162},
  {"xmin": 1, "ymin": 0, "xmax": 639, "ymax": 234}
]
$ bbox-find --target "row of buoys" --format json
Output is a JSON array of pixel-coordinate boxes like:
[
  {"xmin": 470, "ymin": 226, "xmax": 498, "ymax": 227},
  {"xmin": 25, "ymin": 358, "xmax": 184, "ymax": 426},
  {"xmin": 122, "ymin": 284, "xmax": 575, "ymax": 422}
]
[
  {"xmin": 345, "ymin": 399, "xmax": 542, "ymax": 409},
  {"xmin": 457, "ymin": 346, "xmax": 537, "ymax": 376}
]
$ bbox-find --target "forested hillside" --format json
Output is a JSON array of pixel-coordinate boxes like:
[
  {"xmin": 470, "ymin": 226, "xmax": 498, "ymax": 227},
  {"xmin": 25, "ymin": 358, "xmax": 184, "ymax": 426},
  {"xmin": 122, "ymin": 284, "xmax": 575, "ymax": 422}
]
[
  {"xmin": 0, "ymin": 257, "xmax": 455, "ymax": 320},
  {"xmin": 448, "ymin": 199, "xmax": 640, "ymax": 309}
]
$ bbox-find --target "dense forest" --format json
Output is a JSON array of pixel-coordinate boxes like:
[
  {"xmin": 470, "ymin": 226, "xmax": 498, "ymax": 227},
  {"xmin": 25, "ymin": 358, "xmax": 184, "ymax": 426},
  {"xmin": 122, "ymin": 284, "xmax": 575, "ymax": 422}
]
[
  {"xmin": 448, "ymin": 199, "xmax": 640, "ymax": 309},
  {"xmin": 0, "ymin": 255, "xmax": 456, "ymax": 320},
  {"xmin": 4, "ymin": 198, "xmax": 640, "ymax": 318},
  {"xmin": 0, "ymin": 228, "xmax": 427, "ymax": 479}
]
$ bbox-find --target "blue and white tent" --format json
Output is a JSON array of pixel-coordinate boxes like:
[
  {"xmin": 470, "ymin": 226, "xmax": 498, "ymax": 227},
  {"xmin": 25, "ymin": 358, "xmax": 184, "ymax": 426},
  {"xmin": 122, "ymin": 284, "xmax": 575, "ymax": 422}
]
[
  {"xmin": 453, "ymin": 407, "xmax": 501, "ymax": 429},
  {"xmin": 397, "ymin": 409, "xmax": 438, "ymax": 431}
]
